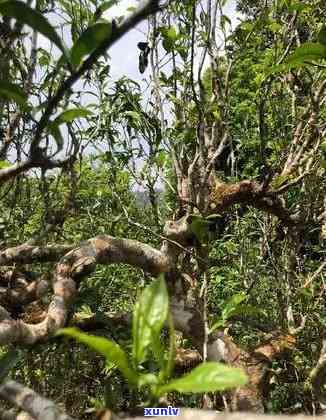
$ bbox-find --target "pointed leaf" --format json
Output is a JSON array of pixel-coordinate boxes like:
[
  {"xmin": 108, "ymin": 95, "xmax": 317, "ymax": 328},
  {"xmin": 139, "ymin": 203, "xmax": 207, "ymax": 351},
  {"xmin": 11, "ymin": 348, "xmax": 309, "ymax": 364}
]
[
  {"xmin": 70, "ymin": 22, "xmax": 112, "ymax": 68},
  {"xmin": 158, "ymin": 362, "xmax": 247, "ymax": 394},
  {"xmin": 0, "ymin": 350, "xmax": 21, "ymax": 383},
  {"xmin": 288, "ymin": 42, "xmax": 326, "ymax": 63},
  {"xmin": 0, "ymin": 81, "xmax": 28, "ymax": 109},
  {"xmin": 52, "ymin": 108, "xmax": 93, "ymax": 125},
  {"xmin": 132, "ymin": 275, "xmax": 169, "ymax": 365},
  {"xmin": 318, "ymin": 26, "xmax": 326, "ymax": 46},
  {"xmin": 57, "ymin": 328, "xmax": 138, "ymax": 384},
  {"xmin": 94, "ymin": 0, "xmax": 118, "ymax": 18},
  {"xmin": 48, "ymin": 108, "xmax": 92, "ymax": 153},
  {"xmin": 0, "ymin": 1, "xmax": 66, "ymax": 56}
]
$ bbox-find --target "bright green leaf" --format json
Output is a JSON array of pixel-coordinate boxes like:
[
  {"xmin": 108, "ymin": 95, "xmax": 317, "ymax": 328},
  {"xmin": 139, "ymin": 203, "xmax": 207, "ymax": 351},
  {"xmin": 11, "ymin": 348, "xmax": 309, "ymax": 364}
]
[
  {"xmin": 0, "ymin": 161, "xmax": 11, "ymax": 169},
  {"xmin": 57, "ymin": 328, "xmax": 138, "ymax": 384},
  {"xmin": 70, "ymin": 22, "xmax": 112, "ymax": 68},
  {"xmin": 158, "ymin": 362, "xmax": 247, "ymax": 394},
  {"xmin": 132, "ymin": 275, "xmax": 169, "ymax": 366},
  {"xmin": 288, "ymin": 2, "xmax": 311, "ymax": 12},
  {"xmin": 124, "ymin": 111, "xmax": 141, "ymax": 123},
  {"xmin": 52, "ymin": 108, "xmax": 93, "ymax": 125},
  {"xmin": 271, "ymin": 174, "xmax": 290, "ymax": 189},
  {"xmin": 161, "ymin": 26, "xmax": 179, "ymax": 52},
  {"xmin": 0, "ymin": 81, "xmax": 28, "ymax": 109},
  {"xmin": 0, "ymin": 1, "xmax": 66, "ymax": 56},
  {"xmin": 288, "ymin": 42, "xmax": 326, "ymax": 63}
]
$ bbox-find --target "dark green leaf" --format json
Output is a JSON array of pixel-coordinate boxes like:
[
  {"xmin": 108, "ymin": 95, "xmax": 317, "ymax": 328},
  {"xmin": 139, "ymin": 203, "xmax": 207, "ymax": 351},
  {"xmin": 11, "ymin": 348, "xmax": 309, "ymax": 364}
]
[
  {"xmin": 158, "ymin": 362, "xmax": 247, "ymax": 394},
  {"xmin": 0, "ymin": 1, "xmax": 66, "ymax": 56},
  {"xmin": 318, "ymin": 26, "xmax": 326, "ymax": 46},
  {"xmin": 132, "ymin": 275, "xmax": 169, "ymax": 365},
  {"xmin": 70, "ymin": 22, "xmax": 112, "ymax": 68},
  {"xmin": 95, "ymin": 0, "xmax": 117, "ymax": 18},
  {"xmin": 189, "ymin": 215, "xmax": 210, "ymax": 243},
  {"xmin": 0, "ymin": 350, "xmax": 21, "ymax": 383},
  {"xmin": 221, "ymin": 14, "xmax": 232, "ymax": 29},
  {"xmin": 0, "ymin": 81, "xmax": 28, "ymax": 109},
  {"xmin": 57, "ymin": 328, "xmax": 138, "ymax": 384},
  {"xmin": 48, "ymin": 108, "xmax": 92, "ymax": 153},
  {"xmin": 48, "ymin": 124, "xmax": 64, "ymax": 153}
]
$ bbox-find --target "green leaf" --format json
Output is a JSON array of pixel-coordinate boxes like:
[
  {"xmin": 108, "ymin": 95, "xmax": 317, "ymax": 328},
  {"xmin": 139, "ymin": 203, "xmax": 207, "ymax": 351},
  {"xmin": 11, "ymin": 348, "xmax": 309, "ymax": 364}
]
[
  {"xmin": 0, "ymin": 350, "xmax": 21, "ymax": 383},
  {"xmin": 288, "ymin": 42, "xmax": 326, "ymax": 63},
  {"xmin": 161, "ymin": 26, "xmax": 179, "ymax": 52},
  {"xmin": 158, "ymin": 362, "xmax": 247, "ymax": 394},
  {"xmin": 52, "ymin": 108, "xmax": 93, "ymax": 125},
  {"xmin": 0, "ymin": 1, "xmax": 66, "ymax": 56},
  {"xmin": 271, "ymin": 174, "xmax": 290, "ymax": 189},
  {"xmin": 287, "ymin": 2, "xmax": 311, "ymax": 12},
  {"xmin": 0, "ymin": 161, "xmax": 11, "ymax": 169},
  {"xmin": 189, "ymin": 215, "xmax": 210, "ymax": 243},
  {"xmin": 210, "ymin": 292, "xmax": 248, "ymax": 333},
  {"xmin": 229, "ymin": 304, "xmax": 265, "ymax": 319},
  {"xmin": 124, "ymin": 111, "xmax": 141, "ymax": 124},
  {"xmin": 70, "ymin": 22, "xmax": 112, "ymax": 68},
  {"xmin": 0, "ymin": 81, "xmax": 28, "ymax": 109},
  {"xmin": 48, "ymin": 108, "xmax": 92, "ymax": 153},
  {"xmin": 57, "ymin": 328, "xmax": 138, "ymax": 384},
  {"xmin": 132, "ymin": 275, "xmax": 169, "ymax": 366},
  {"xmin": 221, "ymin": 14, "xmax": 232, "ymax": 29},
  {"xmin": 95, "ymin": 0, "xmax": 118, "ymax": 18},
  {"xmin": 318, "ymin": 26, "xmax": 326, "ymax": 46},
  {"xmin": 221, "ymin": 292, "xmax": 246, "ymax": 319}
]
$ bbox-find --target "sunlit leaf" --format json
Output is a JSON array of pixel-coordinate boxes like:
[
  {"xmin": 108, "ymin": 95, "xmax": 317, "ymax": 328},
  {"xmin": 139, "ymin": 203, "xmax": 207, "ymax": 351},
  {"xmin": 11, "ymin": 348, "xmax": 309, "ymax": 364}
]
[
  {"xmin": 70, "ymin": 22, "xmax": 112, "ymax": 68},
  {"xmin": 0, "ymin": 161, "xmax": 11, "ymax": 169},
  {"xmin": 57, "ymin": 328, "xmax": 138, "ymax": 384},
  {"xmin": 288, "ymin": 42, "xmax": 326, "ymax": 63},
  {"xmin": 52, "ymin": 108, "xmax": 93, "ymax": 124},
  {"xmin": 132, "ymin": 275, "xmax": 169, "ymax": 366},
  {"xmin": 0, "ymin": 1, "xmax": 66, "ymax": 56},
  {"xmin": 158, "ymin": 362, "xmax": 247, "ymax": 394}
]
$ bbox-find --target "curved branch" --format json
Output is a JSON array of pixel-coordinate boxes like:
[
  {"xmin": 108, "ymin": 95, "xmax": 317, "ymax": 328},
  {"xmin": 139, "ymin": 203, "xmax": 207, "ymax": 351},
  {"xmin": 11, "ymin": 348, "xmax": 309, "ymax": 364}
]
[
  {"xmin": 0, "ymin": 380, "xmax": 75, "ymax": 420},
  {"xmin": 0, "ymin": 245, "xmax": 74, "ymax": 266},
  {"xmin": 0, "ymin": 235, "xmax": 171, "ymax": 345},
  {"xmin": 209, "ymin": 180, "xmax": 298, "ymax": 226}
]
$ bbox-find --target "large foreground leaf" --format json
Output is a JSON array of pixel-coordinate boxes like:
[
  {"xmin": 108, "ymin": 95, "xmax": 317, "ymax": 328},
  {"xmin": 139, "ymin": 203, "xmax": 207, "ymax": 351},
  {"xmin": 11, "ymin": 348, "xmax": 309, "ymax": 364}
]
[
  {"xmin": 0, "ymin": 81, "xmax": 28, "ymax": 109},
  {"xmin": 70, "ymin": 22, "xmax": 112, "ymax": 68},
  {"xmin": 132, "ymin": 275, "xmax": 169, "ymax": 366},
  {"xmin": 57, "ymin": 328, "xmax": 138, "ymax": 384},
  {"xmin": 0, "ymin": 1, "xmax": 66, "ymax": 55},
  {"xmin": 158, "ymin": 362, "xmax": 247, "ymax": 394}
]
